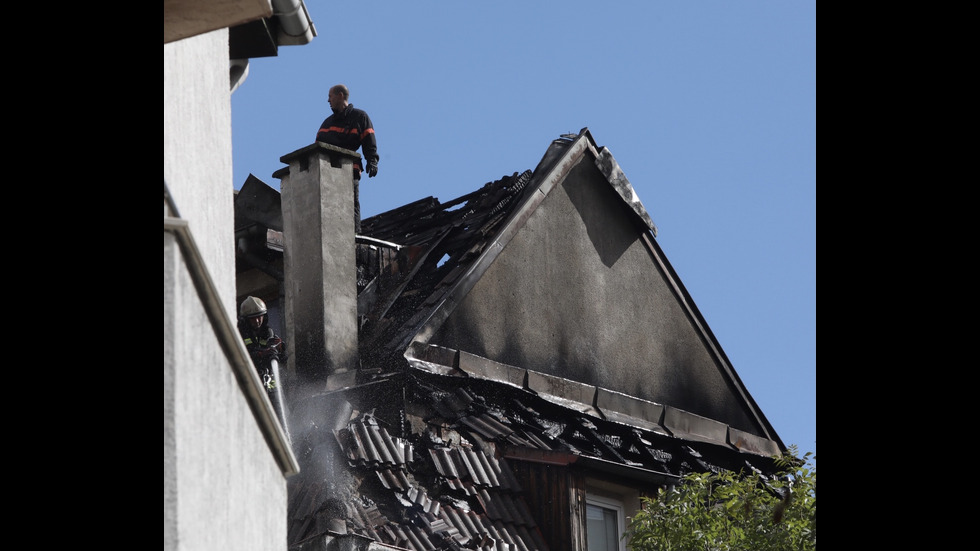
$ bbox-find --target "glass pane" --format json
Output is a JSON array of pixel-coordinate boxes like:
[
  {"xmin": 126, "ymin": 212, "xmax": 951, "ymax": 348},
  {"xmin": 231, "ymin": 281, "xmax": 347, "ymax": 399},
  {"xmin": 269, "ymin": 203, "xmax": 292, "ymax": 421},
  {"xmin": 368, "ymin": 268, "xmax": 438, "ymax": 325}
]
[{"xmin": 586, "ymin": 503, "xmax": 619, "ymax": 551}]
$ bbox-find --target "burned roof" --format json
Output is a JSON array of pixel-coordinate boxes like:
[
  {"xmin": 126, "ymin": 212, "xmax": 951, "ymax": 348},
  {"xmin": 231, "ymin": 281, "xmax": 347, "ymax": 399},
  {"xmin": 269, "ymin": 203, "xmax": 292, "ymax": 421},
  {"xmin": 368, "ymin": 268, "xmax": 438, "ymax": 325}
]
[
  {"xmin": 284, "ymin": 129, "xmax": 789, "ymax": 550},
  {"xmin": 355, "ymin": 167, "xmax": 536, "ymax": 365},
  {"xmin": 353, "ymin": 130, "xmax": 664, "ymax": 370},
  {"xmin": 288, "ymin": 368, "xmax": 785, "ymax": 550}
]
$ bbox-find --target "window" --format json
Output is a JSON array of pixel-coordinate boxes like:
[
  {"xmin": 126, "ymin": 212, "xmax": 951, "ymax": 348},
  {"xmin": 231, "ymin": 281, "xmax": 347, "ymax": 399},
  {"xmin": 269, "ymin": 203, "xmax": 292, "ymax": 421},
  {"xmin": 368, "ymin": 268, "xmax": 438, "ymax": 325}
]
[{"xmin": 586, "ymin": 494, "xmax": 626, "ymax": 551}]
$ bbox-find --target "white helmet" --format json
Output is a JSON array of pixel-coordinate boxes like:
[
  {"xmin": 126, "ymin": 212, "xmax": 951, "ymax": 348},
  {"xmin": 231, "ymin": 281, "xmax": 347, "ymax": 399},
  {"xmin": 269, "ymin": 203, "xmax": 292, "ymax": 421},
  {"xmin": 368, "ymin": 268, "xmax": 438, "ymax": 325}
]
[{"xmin": 239, "ymin": 296, "xmax": 268, "ymax": 318}]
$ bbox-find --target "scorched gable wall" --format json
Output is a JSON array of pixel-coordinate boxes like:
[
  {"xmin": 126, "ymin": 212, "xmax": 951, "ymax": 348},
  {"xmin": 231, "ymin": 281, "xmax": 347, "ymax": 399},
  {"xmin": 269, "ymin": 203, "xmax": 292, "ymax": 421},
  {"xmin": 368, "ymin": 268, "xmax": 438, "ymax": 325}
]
[{"xmin": 427, "ymin": 148, "xmax": 762, "ymax": 436}]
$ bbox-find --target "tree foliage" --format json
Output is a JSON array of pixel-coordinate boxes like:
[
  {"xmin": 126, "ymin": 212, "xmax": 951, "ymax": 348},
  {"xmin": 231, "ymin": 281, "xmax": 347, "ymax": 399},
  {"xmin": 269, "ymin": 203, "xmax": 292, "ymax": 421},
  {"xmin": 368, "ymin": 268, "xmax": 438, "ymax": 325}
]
[{"xmin": 625, "ymin": 445, "xmax": 815, "ymax": 550}]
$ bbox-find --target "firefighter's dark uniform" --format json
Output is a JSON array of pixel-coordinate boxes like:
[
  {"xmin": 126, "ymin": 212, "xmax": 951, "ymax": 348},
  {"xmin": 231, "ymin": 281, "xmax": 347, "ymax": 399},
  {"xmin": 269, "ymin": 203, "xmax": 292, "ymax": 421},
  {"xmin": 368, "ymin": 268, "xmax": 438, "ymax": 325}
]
[
  {"xmin": 237, "ymin": 317, "xmax": 285, "ymax": 390},
  {"xmin": 316, "ymin": 103, "xmax": 378, "ymax": 232}
]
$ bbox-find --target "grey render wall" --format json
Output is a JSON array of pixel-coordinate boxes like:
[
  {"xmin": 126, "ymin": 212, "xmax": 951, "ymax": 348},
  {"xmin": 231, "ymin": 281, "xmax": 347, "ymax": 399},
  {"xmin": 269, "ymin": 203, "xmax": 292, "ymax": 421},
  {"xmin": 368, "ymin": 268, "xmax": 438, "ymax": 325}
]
[
  {"xmin": 164, "ymin": 29, "xmax": 289, "ymax": 551},
  {"xmin": 429, "ymin": 157, "xmax": 761, "ymax": 436}
]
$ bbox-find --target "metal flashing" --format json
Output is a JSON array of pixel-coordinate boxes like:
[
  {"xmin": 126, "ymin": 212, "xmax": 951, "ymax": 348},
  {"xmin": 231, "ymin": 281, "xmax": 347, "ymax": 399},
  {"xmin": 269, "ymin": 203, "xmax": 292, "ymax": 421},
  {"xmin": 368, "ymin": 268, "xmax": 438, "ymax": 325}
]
[
  {"xmin": 594, "ymin": 387, "xmax": 669, "ymax": 435},
  {"xmin": 728, "ymin": 427, "xmax": 782, "ymax": 457},
  {"xmin": 524, "ymin": 370, "xmax": 600, "ymax": 417},
  {"xmin": 662, "ymin": 406, "xmax": 731, "ymax": 447},
  {"xmin": 455, "ymin": 350, "xmax": 527, "ymax": 387},
  {"xmin": 594, "ymin": 146, "xmax": 658, "ymax": 236}
]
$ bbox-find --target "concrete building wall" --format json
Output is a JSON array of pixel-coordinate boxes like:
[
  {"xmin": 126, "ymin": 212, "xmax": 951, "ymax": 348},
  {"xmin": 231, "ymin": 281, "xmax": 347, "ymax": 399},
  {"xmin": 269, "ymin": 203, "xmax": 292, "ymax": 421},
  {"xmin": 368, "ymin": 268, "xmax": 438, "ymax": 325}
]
[
  {"xmin": 164, "ymin": 29, "xmax": 289, "ymax": 551},
  {"xmin": 164, "ymin": 30, "xmax": 236, "ymax": 289}
]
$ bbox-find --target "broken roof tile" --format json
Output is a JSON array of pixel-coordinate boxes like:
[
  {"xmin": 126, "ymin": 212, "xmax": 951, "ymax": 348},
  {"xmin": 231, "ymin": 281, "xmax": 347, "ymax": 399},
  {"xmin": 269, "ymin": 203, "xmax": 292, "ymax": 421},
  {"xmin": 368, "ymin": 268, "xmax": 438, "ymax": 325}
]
[{"xmin": 475, "ymin": 450, "xmax": 501, "ymax": 488}]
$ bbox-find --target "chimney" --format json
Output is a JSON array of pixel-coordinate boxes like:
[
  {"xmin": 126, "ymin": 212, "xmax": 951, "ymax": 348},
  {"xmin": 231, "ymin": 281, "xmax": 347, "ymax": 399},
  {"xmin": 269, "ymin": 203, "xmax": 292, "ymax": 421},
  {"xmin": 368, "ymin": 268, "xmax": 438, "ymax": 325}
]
[{"xmin": 274, "ymin": 142, "xmax": 361, "ymax": 391}]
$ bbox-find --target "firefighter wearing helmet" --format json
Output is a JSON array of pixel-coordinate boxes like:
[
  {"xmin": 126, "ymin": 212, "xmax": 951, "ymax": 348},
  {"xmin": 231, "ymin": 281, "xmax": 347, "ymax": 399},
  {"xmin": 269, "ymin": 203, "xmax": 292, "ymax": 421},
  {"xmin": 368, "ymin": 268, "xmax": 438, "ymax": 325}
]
[{"xmin": 236, "ymin": 296, "xmax": 286, "ymax": 389}]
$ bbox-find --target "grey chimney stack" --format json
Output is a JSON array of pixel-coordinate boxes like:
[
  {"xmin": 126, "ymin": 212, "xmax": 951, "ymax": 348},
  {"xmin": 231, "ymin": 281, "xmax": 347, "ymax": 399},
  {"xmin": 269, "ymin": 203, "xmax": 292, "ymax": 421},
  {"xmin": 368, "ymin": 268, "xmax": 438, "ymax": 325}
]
[{"xmin": 275, "ymin": 143, "xmax": 361, "ymax": 390}]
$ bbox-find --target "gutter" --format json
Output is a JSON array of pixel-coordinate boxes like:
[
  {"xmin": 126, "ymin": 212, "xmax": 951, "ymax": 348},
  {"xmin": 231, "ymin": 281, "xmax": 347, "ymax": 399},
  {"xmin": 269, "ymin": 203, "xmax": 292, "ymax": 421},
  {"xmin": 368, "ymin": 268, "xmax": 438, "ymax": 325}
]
[
  {"xmin": 164, "ymin": 182, "xmax": 300, "ymax": 477},
  {"xmin": 501, "ymin": 445, "xmax": 681, "ymax": 486},
  {"xmin": 273, "ymin": 0, "xmax": 316, "ymax": 45},
  {"xmin": 230, "ymin": 0, "xmax": 316, "ymax": 91}
]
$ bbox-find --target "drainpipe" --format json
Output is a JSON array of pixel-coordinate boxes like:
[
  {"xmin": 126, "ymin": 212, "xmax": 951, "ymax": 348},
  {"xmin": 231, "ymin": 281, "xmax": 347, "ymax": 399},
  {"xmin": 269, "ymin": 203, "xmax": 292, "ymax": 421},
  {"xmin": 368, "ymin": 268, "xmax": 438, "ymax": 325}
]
[{"xmin": 230, "ymin": 58, "xmax": 249, "ymax": 92}]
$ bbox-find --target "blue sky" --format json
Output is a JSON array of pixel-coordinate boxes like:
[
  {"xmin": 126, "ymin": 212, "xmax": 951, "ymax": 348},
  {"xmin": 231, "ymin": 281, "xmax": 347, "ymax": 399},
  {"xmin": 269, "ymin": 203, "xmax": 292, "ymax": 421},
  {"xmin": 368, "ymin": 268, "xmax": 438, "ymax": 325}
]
[{"xmin": 232, "ymin": 1, "xmax": 816, "ymax": 463}]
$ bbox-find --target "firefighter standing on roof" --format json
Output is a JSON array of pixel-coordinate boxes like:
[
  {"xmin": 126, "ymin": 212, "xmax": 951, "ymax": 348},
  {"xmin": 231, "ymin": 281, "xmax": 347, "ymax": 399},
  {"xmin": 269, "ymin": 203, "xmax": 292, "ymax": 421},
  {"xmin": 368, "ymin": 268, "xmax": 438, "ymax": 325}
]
[{"xmin": 315, "ymin": 83, "xmax": 379, "ymax": 233}]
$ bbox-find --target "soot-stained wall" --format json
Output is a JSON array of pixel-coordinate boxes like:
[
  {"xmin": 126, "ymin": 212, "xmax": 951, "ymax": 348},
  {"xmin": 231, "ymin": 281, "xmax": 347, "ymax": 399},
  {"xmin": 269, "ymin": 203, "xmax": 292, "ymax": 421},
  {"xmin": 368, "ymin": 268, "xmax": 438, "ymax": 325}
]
[{"xmin": 429, "ymin": 158, "xmax": 760, "ymax": 435}]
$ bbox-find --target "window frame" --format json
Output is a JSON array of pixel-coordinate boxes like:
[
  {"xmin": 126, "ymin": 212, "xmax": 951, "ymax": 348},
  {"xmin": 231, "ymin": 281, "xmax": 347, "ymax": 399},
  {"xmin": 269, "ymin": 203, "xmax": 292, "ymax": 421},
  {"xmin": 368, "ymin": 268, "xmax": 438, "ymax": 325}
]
[{"xmin": 585, "ymin": 493, "xmax": 627, "ymax": 551}]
